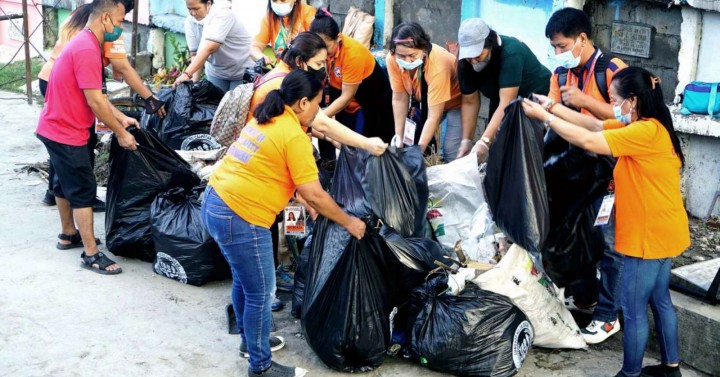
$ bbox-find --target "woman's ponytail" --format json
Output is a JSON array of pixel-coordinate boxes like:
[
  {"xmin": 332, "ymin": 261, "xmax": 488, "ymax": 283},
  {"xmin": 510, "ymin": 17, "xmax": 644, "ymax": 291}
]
[{"xmin": 254, "ymin": 90, "xmax": 286, "ymax": 124}]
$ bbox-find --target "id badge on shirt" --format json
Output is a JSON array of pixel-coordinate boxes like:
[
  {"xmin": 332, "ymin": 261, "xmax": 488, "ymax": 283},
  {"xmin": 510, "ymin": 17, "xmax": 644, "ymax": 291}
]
[
  {"xmin": 594, "ymin": 194, "xmax": 615, "ymax": 226},
  {"xmin": 284, "ymin": 204, "xmax": 307, "ymax": 236},
  {"xmin": 403, "ymin": 118, "xmax": 417, "ymax": 146}
]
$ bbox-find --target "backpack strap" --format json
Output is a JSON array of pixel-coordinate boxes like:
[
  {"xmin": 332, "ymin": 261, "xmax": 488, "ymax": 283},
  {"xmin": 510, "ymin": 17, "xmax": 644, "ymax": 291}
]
[
  {"xmin": 557, "ymin": 68, "xmax": 568, "ymax": 88},
  {"xmin": 594, "ymin": 53, "xmax": 613, "ymax": 104},
  {"xmin": 709, "ymin": 83, "xmax": 718, "ymax": 118},
  {"xmin": 254, "ymin": 71, "xmax": 289, "ymax": 89}
]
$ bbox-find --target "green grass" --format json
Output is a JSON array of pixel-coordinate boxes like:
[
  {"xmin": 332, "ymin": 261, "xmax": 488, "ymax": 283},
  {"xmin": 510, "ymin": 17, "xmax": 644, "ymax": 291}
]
[{"xmin": 0, "ymin": 57, "xmax": 44, "ymax": 92}]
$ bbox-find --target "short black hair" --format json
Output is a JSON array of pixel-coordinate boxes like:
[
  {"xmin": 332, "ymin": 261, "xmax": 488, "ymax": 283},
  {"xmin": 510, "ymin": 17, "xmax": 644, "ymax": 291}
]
[
  {"xmin": 91, "ymin": 0, "xmax": 132, "ymax": 16},
  {"xmin": 389, "ymin": 22, "xmax": 431, "ymax": 53},
  {"xmin": 545, "ymin": 7, "xmax": 592, "ymax": 40}
]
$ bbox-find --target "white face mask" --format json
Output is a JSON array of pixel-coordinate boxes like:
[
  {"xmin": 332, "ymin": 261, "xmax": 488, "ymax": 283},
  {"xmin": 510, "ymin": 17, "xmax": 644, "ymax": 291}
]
[
  {"xmin": 613, "ymin": 99, "xmax": 633, "ymax": 124},
  {"xmin": 471, "ymin": 51, "xmax": 491, "ymax": 72},
  {"xmin": 549, "ymin": 38, "xmax": 583, "ymax": 69},
  {"xmin": 397, "ymin": 56, "xmax": 423, "ymax": 70},
  {"xmin": 271, "ymin": 1, "xmax": 294, "ymax": 17}
]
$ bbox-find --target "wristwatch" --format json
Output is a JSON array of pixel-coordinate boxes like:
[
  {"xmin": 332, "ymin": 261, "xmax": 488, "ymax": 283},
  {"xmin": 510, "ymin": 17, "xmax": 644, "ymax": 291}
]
[{"xmin": 480, "ymin": 136, "xmax": 491, "ymax": 146}]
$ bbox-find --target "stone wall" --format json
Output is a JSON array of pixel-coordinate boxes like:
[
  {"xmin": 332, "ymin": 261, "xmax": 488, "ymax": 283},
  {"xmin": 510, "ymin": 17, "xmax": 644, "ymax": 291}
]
[{"xmin": 584, "ymin": 0, "xmax": 682, "ymax": 100}]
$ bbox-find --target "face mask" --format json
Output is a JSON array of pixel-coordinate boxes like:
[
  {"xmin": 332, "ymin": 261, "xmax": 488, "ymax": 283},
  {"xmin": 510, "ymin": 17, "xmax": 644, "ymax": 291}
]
[
  {"xmin": 103, "ymin": 16, "xmax": 123, "ymax": 42},
  {"xmin": 549, "ymin": 38, "xmax": 583, "ymax": 69},
  {"xmin": 271, "ymin": 2, "xmax": 294, "ymax": 17},
  {"xmin": 306, "ymin": 65, "xmax": 327, "ymax": 83},
  {"xmin": 613, "ymin": 99, "xmax": 632, "ymax": 124},
  {"xmin": 397, "ymin": 56, "xmax": 423, "ymax": 71}
]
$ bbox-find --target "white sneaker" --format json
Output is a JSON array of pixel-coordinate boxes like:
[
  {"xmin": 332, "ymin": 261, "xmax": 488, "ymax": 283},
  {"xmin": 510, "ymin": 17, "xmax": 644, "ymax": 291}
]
[{"xmin": 581, "ymin": 319, "xmax": 621, "ymax": 344}]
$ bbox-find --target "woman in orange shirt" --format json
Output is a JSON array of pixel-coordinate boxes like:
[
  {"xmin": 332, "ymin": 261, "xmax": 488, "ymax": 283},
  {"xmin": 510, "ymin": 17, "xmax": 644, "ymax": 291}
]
[
  {"xmin": 250, "ymin": 0, "xmax": 317, "ymax": 64},
  {"xmin": 522, "ymin": 67, "xmax": 689, "ymax": 377},
  {"xmin": 203, "ymin": 70, "xmax": 365, "ymax": 377},
  {"xmin": 309, "ymin": 10, "xmax": 395, "ymax": 160},
  {"xmin": 386, "ymin": 23, "xmax": 463, "ymax": 162}
]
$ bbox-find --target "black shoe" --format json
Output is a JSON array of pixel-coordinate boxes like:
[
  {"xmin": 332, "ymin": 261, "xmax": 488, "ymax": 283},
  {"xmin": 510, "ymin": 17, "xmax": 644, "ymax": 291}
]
[
  {"xmin": 42, "ymin": 190, "xmax": 56, "ymax": 206},
  {"xmin": 247, "ymin": 361, "xmax": 306, "ymax": 377},
  {"xmin": 92, "ymin": 197, "xmax": 106, "ymax": 212},
  {"xmin": 239, "ymin": 335, "xmax": 285, "ymax": 358},
  {"xmin": 642, "ymin": 365, "xmax": 682, "ymax": 377}
]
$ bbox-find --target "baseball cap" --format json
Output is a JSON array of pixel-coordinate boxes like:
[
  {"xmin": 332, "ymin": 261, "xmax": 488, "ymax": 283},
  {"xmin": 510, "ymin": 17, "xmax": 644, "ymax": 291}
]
[{"xmin": 458, "ymin": 18, "xmax": 491, "ymax": 60}]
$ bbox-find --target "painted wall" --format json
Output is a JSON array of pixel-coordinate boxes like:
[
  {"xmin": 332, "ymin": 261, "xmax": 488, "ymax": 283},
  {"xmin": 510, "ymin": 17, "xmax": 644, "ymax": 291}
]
[
  {"xmin": 469, "ymin": 0, "xmax": 555, "ymax": 67},
  {"xmin": 0, "ymin": 0, "xmax": 44, "ymax": 54},
  {"xmin": 695, "ymin": 10, "xmax": 720, "ymax": 82},
  {"xmin": 394, "ymin": 0, "xmax": 461, "ymax": 48}
]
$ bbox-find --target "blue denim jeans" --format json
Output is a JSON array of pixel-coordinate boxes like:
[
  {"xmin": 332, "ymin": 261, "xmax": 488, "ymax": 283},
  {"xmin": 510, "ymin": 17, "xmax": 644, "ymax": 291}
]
[
  {"xmin": 201, "ymin": 187, "xmax": 275, "ymax": 372},
  {"xmin": 206, "ymin": 74, "xmax": 243, "ymax": 93},
  {"xmin": 594, "ymin": 208, "xmax": 624, "ymax": 322},
  {"xmin": 621, "ymin": 257, "xmax": 680, "ymax": 377}
]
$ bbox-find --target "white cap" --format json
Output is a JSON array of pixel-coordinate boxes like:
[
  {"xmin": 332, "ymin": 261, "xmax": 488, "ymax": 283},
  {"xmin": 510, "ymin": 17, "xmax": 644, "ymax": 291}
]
[{"xmin": 458, "ymin": 18, "xmax": 491, "ymax": 60}]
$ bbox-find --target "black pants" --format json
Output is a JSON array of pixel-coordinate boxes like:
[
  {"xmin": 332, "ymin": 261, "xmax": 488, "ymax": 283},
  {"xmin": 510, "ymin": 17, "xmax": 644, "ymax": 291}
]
[{"xmin": 47, "ymin": 131, "xmax": 97, "ymax": 195}]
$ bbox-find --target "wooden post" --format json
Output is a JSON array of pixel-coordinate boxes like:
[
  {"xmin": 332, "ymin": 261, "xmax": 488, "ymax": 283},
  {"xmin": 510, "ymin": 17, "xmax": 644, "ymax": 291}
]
[{"xmin": 21, "ymin": 0, "xmax": 32, "ymax": 105}]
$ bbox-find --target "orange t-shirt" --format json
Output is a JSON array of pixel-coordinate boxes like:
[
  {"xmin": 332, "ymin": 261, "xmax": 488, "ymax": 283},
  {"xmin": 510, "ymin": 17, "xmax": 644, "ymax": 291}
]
[
  {"xmin": 210, "ymin": 106, "xmax": 318, "ymax": 228},
  {"xmin": 602, "ymin": 118, "xmax": 690, "ymax": 259},
  {"xmin": 327, "ymin": 34, "xmax": 375, "ymax": 113},
  {"xmin": 247, "ymin": 61, "xmax": 293, "ymax": 122},
  {"xmin": 386, "ymin": 43, "xmax": 461, "ymax": 111},
  {"xmin": 254, "ymin": 2, "xmax": 316, "ymax": 57},
  {"xmin": 549, "ymin": 49, "xmax": 627, "ymax": 118},
  {"xmin": 38, "ymin": 35, "xmax": 127, "ymax": 81}
]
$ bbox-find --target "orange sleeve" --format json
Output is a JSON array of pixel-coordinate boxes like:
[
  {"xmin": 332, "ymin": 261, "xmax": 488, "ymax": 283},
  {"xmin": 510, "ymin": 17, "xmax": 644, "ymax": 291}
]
[
  {"xmin": 255, "ymin": 15, "xmax": 272, "ymax": 45},
  {"xmin": 602, "ymin": 119, "xmax": 625, "ymax": 130},
  {"xmin": 425, "ymin": 52, "xmax": 453, "ymax": 107},
  {"xmin": 103, "ymin": 36, "xmax": 127, "ymax": 60},
  {"xmin": 549, "ymin": 72, "xmax": 561, "ymax": 103},
  {"xmin": 386, "ymin": 54, "xmax": 406, "ymax": 93},
  {"xmin": 605, "ymin": 57, "xmax": 628, "ymax": 92},
  {"xmin": 602, "ymin": 120, "xmax": 665, "ymax": 158},
  {"xmin": 342, "ymin": 44, "xmax": 373, "ymax": 85}
]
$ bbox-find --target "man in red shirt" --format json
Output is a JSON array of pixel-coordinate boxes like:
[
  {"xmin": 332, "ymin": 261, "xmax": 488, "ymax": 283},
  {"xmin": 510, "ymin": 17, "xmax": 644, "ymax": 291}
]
[{"xmin": 36, "ymin": 0, "xmax": 139, "ymax": 275}]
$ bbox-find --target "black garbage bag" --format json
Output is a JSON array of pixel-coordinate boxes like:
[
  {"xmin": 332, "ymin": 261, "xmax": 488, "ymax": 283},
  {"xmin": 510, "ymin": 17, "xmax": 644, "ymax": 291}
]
[
  {"xmin": 379, "ymin": 224, "xmax": 450, "ymax": 295},
  {"xmin": 364, "ymin": 146, "xmax": 429, "ymax": 237},
  {"xmin": 106, "ymin": 127, "xmax": 200, "ymax": 261},
  {"xmin": 141, "ymin": 80, "xmax": 223, "ymax": 150},
  {"xmin": 150, "ymin": 186, "xmax": 230, "ymax": 286},
  {"xmin": 291, "ymin": 231, "xmax": 312, "ymax": 319},
  {"xmin": 410, "ymin": 276, "xmax": 534, "ymax": 377},
  {"xmin": 331, "ymin": 146, "xmax": 371, "ymax": 217},
  {"xmin": 302, "ymin": 217, "xmax": 393, "ymax": 373},
  {"xmin": 483, "ymin": 98, "xmax": 549, "ymax": 259},
  {"xmin": 542, "ymin": 130, "xmax": 614, "ymax": 286}
]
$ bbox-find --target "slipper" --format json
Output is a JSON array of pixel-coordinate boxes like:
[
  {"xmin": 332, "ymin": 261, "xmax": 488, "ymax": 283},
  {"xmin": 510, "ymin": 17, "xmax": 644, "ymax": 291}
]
[
  {"xmin": 56, "ymin": 231, "xmax": 102, "ymax": 250},
  {"xmin": 80, "ymin": 252, "xmax": 122, "ymax": 275}
]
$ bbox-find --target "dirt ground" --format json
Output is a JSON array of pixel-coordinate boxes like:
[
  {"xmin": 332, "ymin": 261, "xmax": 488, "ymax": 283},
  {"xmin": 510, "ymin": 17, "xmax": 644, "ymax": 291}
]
[{"xmin": 0, "ymin": 92, "xmax": 712, "ymax": 377}]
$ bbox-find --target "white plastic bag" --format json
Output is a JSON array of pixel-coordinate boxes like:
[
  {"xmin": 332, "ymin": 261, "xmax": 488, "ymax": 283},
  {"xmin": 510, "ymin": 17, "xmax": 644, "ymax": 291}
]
[
  {"xmin": 427, "ymin": 154, "xmax": 496, "ymax": 262},
  {"xmin": 473, "ymin": 244, "xmax": 587, "ymax": 349}
]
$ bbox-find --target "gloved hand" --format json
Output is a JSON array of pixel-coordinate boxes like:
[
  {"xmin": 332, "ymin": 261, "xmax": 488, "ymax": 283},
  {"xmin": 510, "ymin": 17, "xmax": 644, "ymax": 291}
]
[
  {"xmin": 144, "ymin": 94, "xmax": 166, "ymax": 117},
  {"xmin": 457, "ymin": 139, "xmax": 473, "ymax": 158}
]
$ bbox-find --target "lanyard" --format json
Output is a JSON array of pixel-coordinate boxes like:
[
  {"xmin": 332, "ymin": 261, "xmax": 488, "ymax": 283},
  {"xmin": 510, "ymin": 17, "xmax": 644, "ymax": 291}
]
[
  {"xmin": 408, "ymin": 63, "xmax": 424, "ymax": 114},
  {"xmin": 569, "ymin": 49, "xmax": 602, "ymax": 94}
]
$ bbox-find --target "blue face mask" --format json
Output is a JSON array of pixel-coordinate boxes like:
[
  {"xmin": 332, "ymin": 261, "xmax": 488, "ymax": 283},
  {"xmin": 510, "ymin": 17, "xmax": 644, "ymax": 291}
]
[
  {"xmin": 397, "ymin": 55, "xmax": 424, "ymax": 70},
  {"xmin": 613, "ymin": 99, "xmax": 632, "ymax": 124},
  {"xmin": 548, "ymin": 38, "xmax": 583, "ymax": 70},
  {"xmin": 103, "ymin": 16, "xmax": 123, "ymax": 42}
]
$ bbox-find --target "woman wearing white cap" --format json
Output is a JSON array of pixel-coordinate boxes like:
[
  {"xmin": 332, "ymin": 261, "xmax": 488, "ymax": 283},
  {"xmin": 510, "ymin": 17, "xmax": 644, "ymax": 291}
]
[{"xmin": 455, "ymin": 18, "xmax": 551, "ymax": 160}]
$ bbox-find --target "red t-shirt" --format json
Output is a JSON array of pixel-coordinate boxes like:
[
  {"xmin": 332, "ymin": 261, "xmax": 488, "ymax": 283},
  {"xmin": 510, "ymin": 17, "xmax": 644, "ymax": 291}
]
[{"xmin": 36, "ymin": 29, "xmax": 103, "ymax": 146}]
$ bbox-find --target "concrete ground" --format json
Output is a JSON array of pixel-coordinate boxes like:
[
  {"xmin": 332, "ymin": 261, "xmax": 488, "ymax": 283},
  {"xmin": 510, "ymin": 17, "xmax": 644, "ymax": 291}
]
[{"xmin": 0, "ymin": 92, "xmax": 712, "ymax": 377}]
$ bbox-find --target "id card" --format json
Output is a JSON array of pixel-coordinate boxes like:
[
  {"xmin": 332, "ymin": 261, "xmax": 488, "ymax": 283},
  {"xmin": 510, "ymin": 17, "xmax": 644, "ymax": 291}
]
[
  {"xmin": 284, "ymin": 204, "xmax": 307, "ymax": 236},
  {"xmin": 403, "ymin": 118, "xmax": 416, "ymax": 146},
  {"xmin": 594, "ymin": 194, "xmax": 615, "ymax": 226},
  {"xmin": 95, "ymin": 119, "xmax": 112, "ymax": 134}
]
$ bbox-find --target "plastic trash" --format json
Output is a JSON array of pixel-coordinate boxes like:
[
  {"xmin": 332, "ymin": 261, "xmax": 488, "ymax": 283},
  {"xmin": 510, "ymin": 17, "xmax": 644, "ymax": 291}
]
[
  {"xmin": 483, "ymin": 98, "xmax": 549, "ymax": 261},
  {"xmin": 105, "ymin": 127, "xmax": 200, "ymax": 261},
  {"xmin": 150, "ymin": 186, "xmax": 230, "ymax": 286},
  {"xmin": 474, "ymin": 244, "xmax": 587, "ymax": 349},
  {"xmin": 410, "ymin": 275, "xmax": 534, "ymax": 377}
]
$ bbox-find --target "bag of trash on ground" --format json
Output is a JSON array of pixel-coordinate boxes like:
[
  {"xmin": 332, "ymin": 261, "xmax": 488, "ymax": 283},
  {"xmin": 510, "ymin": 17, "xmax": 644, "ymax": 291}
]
[
  {"xmin": 409, "ymin": 274, "xmax": 534, "ymax": 377},
  {"xmin": 302, "ymin": 217, "xmax": 393, "ymax": 373},
  {"xmin": 150, "ymin": 185, "xmax": 230, "ymax": 286},
  {"xmin": 542, "ymin": 130, "xmax": 613, "ymax": 287},
  {"xmin": 364, "ymin": 146, "xmax": 429, "ymax": 237},
  {"xmin": 427, "ymin": 153, "xmax": 496, "ymax": 262},
  {"xmin": 106, "ymin": 127, "xmax": 200, "ymax": 262},
  {"xmin": 474, "ymin": 244, "xmax": 586, "ymax": 349},
  {"xmin": 141, "ymin": 80, "xmax": 224, "ymax": 150},
  {"xmin": 483, "ymin": 99, "xmax": 549, "ymax": 261}
]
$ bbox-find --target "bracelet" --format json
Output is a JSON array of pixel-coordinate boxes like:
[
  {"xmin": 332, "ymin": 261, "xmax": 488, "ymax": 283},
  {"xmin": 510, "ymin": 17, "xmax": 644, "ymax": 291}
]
[
  {"xmin": 544, "ymin": 114, "xmax": 555, "ymax": 129},
  {"xmin": 547, "ymin": 101, "xmax": 558, "ymax": 114},
  {"xmin": 460, "ymin": 139, "xmax": 473, "ymax": 145},
  {"xmin": 543, "ymin": 98, "xmax": 556, "ymax": 112},
  {"xmin": 182, "ymin": 71, "xmax": 192, "ymax": 78}
]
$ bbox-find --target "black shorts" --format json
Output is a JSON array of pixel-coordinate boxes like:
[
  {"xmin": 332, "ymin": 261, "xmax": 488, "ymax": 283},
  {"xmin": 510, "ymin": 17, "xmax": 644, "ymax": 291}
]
[{"xmin": 38, "ymin": 134, "xmax": 96, "ymax": 208}]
